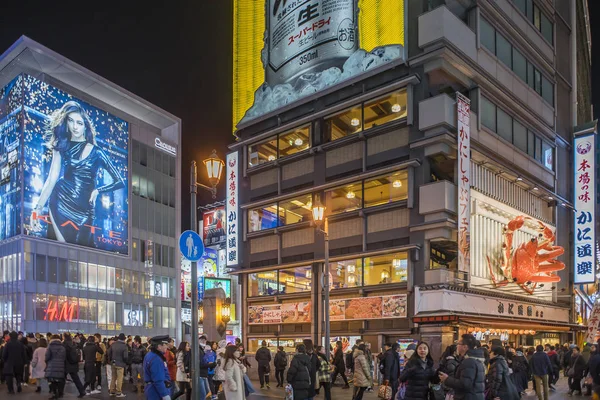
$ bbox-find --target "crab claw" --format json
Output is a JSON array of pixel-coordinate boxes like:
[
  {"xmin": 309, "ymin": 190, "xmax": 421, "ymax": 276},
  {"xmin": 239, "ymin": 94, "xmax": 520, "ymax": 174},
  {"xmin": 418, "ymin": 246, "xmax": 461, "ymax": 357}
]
[{"xmin": 507, "ymin": 216, "xmax": 530, "ymax": 232}]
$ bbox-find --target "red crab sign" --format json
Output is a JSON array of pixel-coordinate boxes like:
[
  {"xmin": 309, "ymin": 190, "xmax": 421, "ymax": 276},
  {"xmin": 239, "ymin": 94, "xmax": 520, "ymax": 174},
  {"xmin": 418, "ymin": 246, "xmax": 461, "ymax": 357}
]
[{"xmin": 487, "ymin": 216, "xmax": 565, "ymax": 294}]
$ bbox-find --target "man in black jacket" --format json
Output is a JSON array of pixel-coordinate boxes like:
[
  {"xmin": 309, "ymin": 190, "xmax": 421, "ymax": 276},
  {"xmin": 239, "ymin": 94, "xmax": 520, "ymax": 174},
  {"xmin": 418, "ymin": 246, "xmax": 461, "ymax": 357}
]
[
  {"xmin": 198, "ymin": 335, "xmax": 216, "ymax": 400},
  {"xmin": 383, "ymin": 343, "xmax": 401, "ymax": 400},
  {"xmin": 3, "ymin": 331, "xmax": 26, "ymax": 394},
  {"xmin": 255, "ymin": 340, "xmax": 272, "ymax": 388},
  {"xmin": 63, "ymin": 333, "xmax": 86, "ymax": 398},
  {"xmin": 439, "ymin": 334, "xmax": 485, "ymax": 400},
  {"xmin": 83, "ymin": 336, "xmax": 103, "ymax": 394},
  {"xmin": 331, "ymin": 341, "xmax": 349, "ymax": 388},
  {"xmin": 130, "ymin": 336, "xmax": 146, "ymax": 393}
]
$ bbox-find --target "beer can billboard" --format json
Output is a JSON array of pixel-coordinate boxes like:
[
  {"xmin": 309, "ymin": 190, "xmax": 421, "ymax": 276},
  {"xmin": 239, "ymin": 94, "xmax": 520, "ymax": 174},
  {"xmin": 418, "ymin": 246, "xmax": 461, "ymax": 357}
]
[{"xmin": 233, "ymin": 0, "xmax": 406, "ymax": 131}]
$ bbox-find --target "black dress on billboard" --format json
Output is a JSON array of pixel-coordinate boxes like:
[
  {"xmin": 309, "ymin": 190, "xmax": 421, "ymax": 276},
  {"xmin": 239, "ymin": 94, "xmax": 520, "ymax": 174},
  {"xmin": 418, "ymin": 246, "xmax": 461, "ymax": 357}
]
[{"xmin": 48, "ymin": 141, "xmax": 124, "ymax": 246}]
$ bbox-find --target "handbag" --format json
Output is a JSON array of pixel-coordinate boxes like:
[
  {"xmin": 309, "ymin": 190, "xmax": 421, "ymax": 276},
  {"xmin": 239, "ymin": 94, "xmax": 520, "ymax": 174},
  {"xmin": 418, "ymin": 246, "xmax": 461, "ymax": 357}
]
[
  {"xmin": 378, "ymin": 383, "xmax": 392, "ymax": 400},
  {"xmin": 397, "ymin": 382, "xmax": 406, "ymax": 400},
  {"xmin": 567, "ymin": 366, "xmax": 575, "ymax": 378},
  {"xmin": 429, "ymin": 383, "xmax": 445, "ymax": 400}
]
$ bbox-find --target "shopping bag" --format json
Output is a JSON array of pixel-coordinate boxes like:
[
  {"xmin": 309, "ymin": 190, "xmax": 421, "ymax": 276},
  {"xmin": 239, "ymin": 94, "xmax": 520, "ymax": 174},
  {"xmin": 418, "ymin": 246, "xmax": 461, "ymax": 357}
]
[
  {"xmin": 429, "ymin": 384, "xmax": 445, "ymax": 400},
  {"xmin": 378, "ymin": 383, "xmax": 392, "ymax": 400},
  {"xmin": 285, "ymin": 383, "xmax": 294, "ymax": 400},
  {"xmin": 396, "ymin": 383, "xmax": 406, "ymax": 400}
]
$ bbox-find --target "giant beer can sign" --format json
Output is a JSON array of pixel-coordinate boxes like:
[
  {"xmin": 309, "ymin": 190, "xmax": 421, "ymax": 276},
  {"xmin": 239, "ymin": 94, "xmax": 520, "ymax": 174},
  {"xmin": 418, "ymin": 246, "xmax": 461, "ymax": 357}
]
[{"xmin": 267, "ymin": 0, "xmax": 357, "ymax": 86}]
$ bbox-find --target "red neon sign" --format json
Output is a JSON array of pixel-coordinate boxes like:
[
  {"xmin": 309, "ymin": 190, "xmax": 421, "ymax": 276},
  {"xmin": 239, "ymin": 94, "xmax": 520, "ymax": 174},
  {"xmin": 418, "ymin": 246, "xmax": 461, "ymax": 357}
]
[{"xmin": 44, "ymin": 300, "xmax": 78, "ymax": 322}]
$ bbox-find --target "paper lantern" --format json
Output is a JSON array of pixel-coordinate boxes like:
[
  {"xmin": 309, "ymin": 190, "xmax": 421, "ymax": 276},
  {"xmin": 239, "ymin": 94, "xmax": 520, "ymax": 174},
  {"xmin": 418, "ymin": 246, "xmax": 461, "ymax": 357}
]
[
  {"xmin": 518, "ymin": 330, "xmax": 524, "ymax": 335},
  {"xmin": 468, "ymin": 327, "xmax": 475, "ymax": 333},
  {"xmin": 507, "ymin": 329, "xmax": 513, "ymax": 335}
]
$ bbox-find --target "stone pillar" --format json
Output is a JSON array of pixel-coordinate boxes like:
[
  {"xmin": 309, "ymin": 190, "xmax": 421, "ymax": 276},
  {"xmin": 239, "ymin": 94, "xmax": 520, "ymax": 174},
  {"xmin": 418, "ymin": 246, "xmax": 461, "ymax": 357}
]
[
  {"xmin": 203, "ymin": 287, "xmax": 227, "ymax": 342},
  {"xmin": 419, "ymin": 325, "xmax": 456, "ymax": 361}
]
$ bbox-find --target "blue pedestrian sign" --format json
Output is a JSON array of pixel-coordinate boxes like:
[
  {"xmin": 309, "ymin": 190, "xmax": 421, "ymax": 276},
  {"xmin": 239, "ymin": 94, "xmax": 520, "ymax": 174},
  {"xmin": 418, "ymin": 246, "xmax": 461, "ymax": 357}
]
[{"xmin": 179, "ymin": 230, "xmax": 204, "ymax": 262}]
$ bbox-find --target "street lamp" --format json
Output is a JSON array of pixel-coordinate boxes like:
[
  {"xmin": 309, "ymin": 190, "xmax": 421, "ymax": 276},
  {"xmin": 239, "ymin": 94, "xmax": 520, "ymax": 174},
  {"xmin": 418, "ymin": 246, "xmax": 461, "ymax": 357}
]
[
  {"xmin": 312, "ymin": 194, "xmax": 330, "ymax": 361},
  {"xmin": 190, "ymin": 150, "xmax": 224, "ymax": 399}
]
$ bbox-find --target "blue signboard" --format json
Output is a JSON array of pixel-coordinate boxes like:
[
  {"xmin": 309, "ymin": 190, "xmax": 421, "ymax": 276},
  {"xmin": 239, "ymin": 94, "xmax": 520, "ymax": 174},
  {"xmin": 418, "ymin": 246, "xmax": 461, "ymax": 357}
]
[{"xmin": 179, "ymin": 230, "xmax": 204, "ymax": 262}]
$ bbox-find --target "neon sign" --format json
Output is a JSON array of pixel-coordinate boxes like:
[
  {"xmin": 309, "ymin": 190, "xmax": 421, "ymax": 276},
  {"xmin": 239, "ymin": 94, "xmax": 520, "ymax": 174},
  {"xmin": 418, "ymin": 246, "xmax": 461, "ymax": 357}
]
[{"xmin": 44, "ymin": 300, "xmax": 78, "ymax": 322}]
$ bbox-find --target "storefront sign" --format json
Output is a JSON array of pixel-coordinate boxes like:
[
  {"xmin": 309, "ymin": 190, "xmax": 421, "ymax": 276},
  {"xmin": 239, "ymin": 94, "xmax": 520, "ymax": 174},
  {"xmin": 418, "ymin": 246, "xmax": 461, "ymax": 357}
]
[
  {"xmin": 574, "ymin": 132, "xmax": 596, "ymax": 283},
  {"xmin": 249, "ymin": 302, "xmax": 311, "ymax": 324},
  {"xmin": 154, "ymin": 137, "xmax": 177, "ymax": 156},
  {"xmin": 44, "ymin": 300, "xmax": 78, "ymax": 322},
  {"xmin": 456, "ymin": 92, "xmax": 471, "ymax": 273},
  {"xmin": 203, "ymin": 207, "xmax": 226, "ymax": 245},
  {"xmin": 586, "ymin": 298, "xmax": 600, "ymax": 343},
  {"xmin": 226, "ymin": 152, "xmax": 239, "ymax": 266}
]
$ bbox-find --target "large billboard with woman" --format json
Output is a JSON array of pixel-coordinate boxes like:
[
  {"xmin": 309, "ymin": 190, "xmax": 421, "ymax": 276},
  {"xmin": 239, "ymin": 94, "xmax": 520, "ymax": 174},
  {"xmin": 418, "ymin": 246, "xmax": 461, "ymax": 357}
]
[{"xmin": 22, "ymin": 74, "xmax": 129, "ymax": 254}]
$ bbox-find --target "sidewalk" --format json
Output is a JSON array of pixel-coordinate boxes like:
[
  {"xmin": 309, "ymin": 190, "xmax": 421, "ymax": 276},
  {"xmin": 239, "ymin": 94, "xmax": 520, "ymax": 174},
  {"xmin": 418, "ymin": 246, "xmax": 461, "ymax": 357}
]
[{"xmin": 1, "ymin": 373, "xmax": 575, "ymax": 399}]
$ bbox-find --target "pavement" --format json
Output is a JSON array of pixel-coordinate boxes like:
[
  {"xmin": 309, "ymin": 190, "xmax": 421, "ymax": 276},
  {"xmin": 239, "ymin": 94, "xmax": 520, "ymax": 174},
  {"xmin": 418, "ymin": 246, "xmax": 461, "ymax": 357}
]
[{"xmin": 0, "ymin": 374, "xmax": 579, "ymax": 399}]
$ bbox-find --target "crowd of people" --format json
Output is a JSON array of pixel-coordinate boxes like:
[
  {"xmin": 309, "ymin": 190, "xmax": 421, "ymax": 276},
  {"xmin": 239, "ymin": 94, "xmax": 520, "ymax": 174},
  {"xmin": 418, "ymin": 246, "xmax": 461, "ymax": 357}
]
[{"xmin": 2, "ymin": 329, "xmax": 600, "ymax": 400}]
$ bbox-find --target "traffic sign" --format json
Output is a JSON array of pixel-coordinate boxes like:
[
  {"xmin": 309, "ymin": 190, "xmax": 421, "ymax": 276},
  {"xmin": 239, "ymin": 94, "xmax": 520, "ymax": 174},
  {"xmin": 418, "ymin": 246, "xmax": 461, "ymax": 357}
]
[{"xmin": 179, "ymin": 230, "xmax": 204, "ymax": 262}]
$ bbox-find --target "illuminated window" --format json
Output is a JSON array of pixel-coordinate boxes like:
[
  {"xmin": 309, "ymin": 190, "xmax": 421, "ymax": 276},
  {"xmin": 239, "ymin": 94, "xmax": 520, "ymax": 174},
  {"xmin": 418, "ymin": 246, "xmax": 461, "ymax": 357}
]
[
  {"xmin": 364, "ymin": 170, "xmax": 408, "ymax": 208},
  {"xmin": 248, "ymin": 270, "xmax": 280, "ymax": 297},
  {"xmin": 279, "ymin": 125, "xmax": 310, "ymax": 158},
  {"xmin": 363, "ymin": 90, "xmax": 407, "ymax": 130},
  {"xmin": 248, "ymin": 137, "xmax": 277, "ymax": 167},
  {"xmin": 279, "ymin": 194, "xmax": 313, "ymax": 226},
  {"xmin": 324, "ymin": 106, "xmax": 362, "ymax": 142},
  {"xmin": 330, "ymin": 259, "xmax": 362, "ymax": 289},
  {"xmin": 364, "ymin": 253, "xmax": 408, "ymax": 285},
  {"xmin": 248, "ymin": 204, "xmax": 279, "ymax": 232},
  {"xmin": 279, "ymin": 266, "xmax": 312, "ymax": 294},
  {"xmin": 325, "ymin": 181, "xmax": 362, "ymax": 215}
]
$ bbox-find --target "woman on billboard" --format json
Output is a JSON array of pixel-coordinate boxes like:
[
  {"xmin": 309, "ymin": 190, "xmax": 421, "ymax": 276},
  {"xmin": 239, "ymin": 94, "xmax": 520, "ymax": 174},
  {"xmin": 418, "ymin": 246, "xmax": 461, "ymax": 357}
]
[{"xmin": 30, "ymin": 100, "xmax": 124, "ymax": 246}]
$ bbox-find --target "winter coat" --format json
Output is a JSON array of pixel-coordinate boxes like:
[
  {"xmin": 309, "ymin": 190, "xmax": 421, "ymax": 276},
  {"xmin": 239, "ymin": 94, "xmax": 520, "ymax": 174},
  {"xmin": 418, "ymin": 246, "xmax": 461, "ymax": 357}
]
[
  {"xmin": 274, "ymin": 350, "xmax": 288, "ymax": 370},
  {"xmin": 547, "ymin": 351, "xmax": 560, "ymax": 375},
  {"xmin": 287, "ymin": 353, "xmax": 312, "ymax": 400},
  {"xmin": 63, "ymin": 339, "xmax": 81, "ymax": 374},
  {"xmin": 530, "ymin": 350, "xmax": 553, "ymax": 377},
  {"xmin": 510, "ymin": 353, "xmax": 529, "ymax": 392},
  {"xmin": 83, "ymin": 342, "xmax": 101, "ymax": 365},
  {"xmin": 108, "ymin": 340, "xmax": 129, "ymax": 368},
  {"xmin": 353, "ymin": 350, "xmax": 373, "ymax": 388},
  {"xmin": 31, "ymin": 347, "xmax": 47, "ymax": 379},
  {"xmin": 444, "ymin": 348, "xmax": 486, "ymax": 400},
  {"xmin": 165, "ymin": 348, "xmax": 177, "ymax": 382},
  {"xmin": 486, "ymin": 356, "xmax": 517, "ymax": 400},
  {"xmin": 332, "ymin": 347, "xmax": 345, "ymax": 372},
  {"xmin": 22, "ymin": 339, "xmax": 33, "ymax": 363},
  {"xmin": 223, "ymin": 358, "xmax": 246, "ymax": 400},
  {"xmin": 306, "ymin": 352, "xmax": 319, "ymax": 397},
  {"xmin": 45, "ymin": 339, "xmax": 67, "ymax": 380},
  {"xmin": 562, "ymin": 349, "xmax": 573, "ymax": 369},
  {"xmin": 2, "ymin": 338, "xmax": 26, "ymax": 374},
  {"xmin": 383, "ymin": 348, "xmax": 400, "ymax": 382},
  {"xmin": 588, "ymin": 353, "xmax": 600, "ymax": 385},
  {"xmin": 214, "ymin": 345, "xmax": 227, "ymax": 382},
  {"xmin": 176, "ymin": 351, "xmax": 190, "ymax": 382},
  {"xmin": 399, "ymin": 357, "xmax": 438, "ymax": 400},
  {"xmin": 582, "ymin": 346, "xmax": 592, "ymax": 364},
  {"xmin": 440, "ymin": 355, "xmax": 460, "ymax": 377},
  {"xmin": 130, "ymin": 344, "xmax": 146, "ymax": 364},
  {"xmin": 569, "ymin": 353, "xmax": 587, "ymax": 380},
  {"xmin": 255, "ymin": 346, "xmax": 272, "ymax": 368}
]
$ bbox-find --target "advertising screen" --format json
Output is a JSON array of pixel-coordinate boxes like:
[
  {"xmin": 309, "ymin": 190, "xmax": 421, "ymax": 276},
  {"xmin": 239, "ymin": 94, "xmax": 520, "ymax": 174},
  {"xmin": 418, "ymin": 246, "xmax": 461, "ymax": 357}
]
[
  {"xmin": 21, "ymin": 74, "xmax": 129, "ymax": 254},
  {"xmin": 0, "ymin": 76, "xmax": 23, "ymax": 241},
  {"xmin": 233, "ymin": 0, "xmax": 406, "ymax": 130},
  {"xmin": 203, "ymin": 207, "xmax": 226, "ymax": 246}
]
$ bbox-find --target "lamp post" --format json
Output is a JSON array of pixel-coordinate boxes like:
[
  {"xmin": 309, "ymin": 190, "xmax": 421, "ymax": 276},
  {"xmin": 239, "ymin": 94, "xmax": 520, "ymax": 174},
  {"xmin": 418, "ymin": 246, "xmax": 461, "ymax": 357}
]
[
  {"xmin": 312, "ymin": 194, "xmax": 330, "ymax": 360},
  {"xmin": 190, "ymin": 149, "xmax": 224, "ymax": 400}
]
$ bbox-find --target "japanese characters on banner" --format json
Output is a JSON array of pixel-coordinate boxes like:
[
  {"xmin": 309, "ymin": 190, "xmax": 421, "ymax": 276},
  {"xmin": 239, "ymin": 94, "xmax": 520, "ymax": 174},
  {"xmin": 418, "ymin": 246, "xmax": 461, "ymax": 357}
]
[
  {"xmin": 574, "ymin": 133, "xmax": 596, "ymax": 283},
  {"xmin": 226, "ymin": 152, "xmax": 239, "ymax": 266},
  {"xmin": 456, "ymin": 92, "xmax": 471, "ymax": 273},
  {"xmin": 586, "ymin": 299, "xmax": 600, "ymax": 343}
]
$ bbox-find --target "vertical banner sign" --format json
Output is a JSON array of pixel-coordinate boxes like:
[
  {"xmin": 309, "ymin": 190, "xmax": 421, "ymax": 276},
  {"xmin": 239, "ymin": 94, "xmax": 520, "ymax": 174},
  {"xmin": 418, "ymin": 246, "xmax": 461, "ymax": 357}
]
[
  {"xmin": 456, "ymin": 93, "xmax": 471, "ymax": 273},
  {"xmin": 226, "ymin": 152, "xmax": 239, "ymax": 266},
  {"xmin": 586, "ymin": 298, "xmax": 600, "ymax": 343},
  {"xmin": 574, "ymin": 133, "xmax": 596, "ymax": 283}
]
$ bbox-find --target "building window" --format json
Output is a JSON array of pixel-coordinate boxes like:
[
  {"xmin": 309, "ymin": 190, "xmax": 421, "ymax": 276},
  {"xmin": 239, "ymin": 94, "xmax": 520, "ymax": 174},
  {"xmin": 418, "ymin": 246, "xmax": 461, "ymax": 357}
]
[
  {"xmin": 363, "ymin": 90, "xmax": 407, "ymax": 130},
  {"xmin": 279, "ymin": 194, "xmax": 313, "ymax": 226},
  {"xmin": 363, "ymin": 252, "xmax": 408, "ymax": 285},
  {"xmin": 541, "ymin": 76, "xmax": 554, "ymax": 105},
  {"xmin": 325, "ymin": 181, "xmax": 362, "ymax": 215},
  {"xmin": 330, "ymin": 259, "xmax": 362, "ymax": 289},
  {"xmin": 248, "ymin": 204, "xmax": 279, "ymax": 232},
  {"xmin": 512, "ymin": 48, "xmax": 527, "ymax": 82},
  {"xmin": 279, "ymin": 266, "xmax": 312, "ymax": 294},
  {"xmin": 481, "ymin": 97, "xmax": 496, "ymax": 131},
  {"xmin": 364, "ymin": 170, "xmax": 408, "ymax": 208},
  {"xmin": 497, "ymin": 108, "xmax": 513, "ymax": 143},
  {"xmin": 278, "ymin": 125, "xmax": 310, "ymax": 158},
  {"xmin": 513, "ymin": 120, "xmax": 528, "ymax": 153},
  {"xmin": 480, "ymin": 18, "xmax": 496, "ymax": 54},
  {"xmin": 248, "ymin": 270, "xmax": 280, "ymax": 296},
  {"xmin": 511, "ymin": 0, "xmax": 553, "ymax": 45},
  {"xmin": 35, "ymin": 254, "xmax": 46, "ymax": 282},
  {"xmin": 248, "ymin": 137, "xmax": 277, "ymax": 167},
  {"xmin": 325, "ymin": 106, "xmax": 362, "ymax": 142},
  {"xmin": 496, "ymin": 32, "xmax": 512, "ymax": 68},
  {"xmin": 540, "ymin": 12, "xmax": 553, "ymax": 44}
]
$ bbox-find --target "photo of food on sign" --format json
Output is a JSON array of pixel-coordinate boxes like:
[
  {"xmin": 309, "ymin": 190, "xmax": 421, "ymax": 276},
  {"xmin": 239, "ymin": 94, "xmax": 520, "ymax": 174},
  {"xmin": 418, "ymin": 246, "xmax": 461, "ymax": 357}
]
[
  {"xmin": 382, "ymin": 295, "xmax": 407, "ymax": 318},
  {"xmin": 345, "ymin": 297, "xmax": 382, "ymax": 320},
  {"xmin": 281, "ymin": 302, "xmax": 311, "ymax": 323},
  {"xmin": 329, "ymin": 300, "xmax": 346, "ymax": 321}
]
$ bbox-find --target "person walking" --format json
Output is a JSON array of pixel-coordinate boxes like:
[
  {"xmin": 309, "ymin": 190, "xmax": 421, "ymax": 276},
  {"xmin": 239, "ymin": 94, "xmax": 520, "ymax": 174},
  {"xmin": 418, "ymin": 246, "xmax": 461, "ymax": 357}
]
[
  {"xmin": 143, "ymin": 336, "xmax": 172, "ymax": 400},
  {"xmin": 331, "ymin": 341, "xmax": 350, "ymax": 388},
  {"xmin": 104, "ymin": 337, "xmax": 115, "ymax": 390},
  {"xmin": 352, "ymin": 344, "xmax": 373, "ymax": 400},
  {"xmin": 223, "ymin": 345, "xmax": 246, "ymax": 400},
  {"xmin": 316, "ymin": 345, "xmax": 332, "ymax": 400},
  {"xmin": 274, "ymin": 346, "xmax": 288, "ymax": 388},
  {"xmin": 567, "ymin": 345, "xmax": 586, "ymax": 396},
  {"xmin": 382, "ymin": 343, "xmax": 401, "ymax": 400},
  {"xmin": 530, "ymin": 344, "xmax": 553, "ymax": 400},
  {"xmin": 205, "ymin": 341, "xmax": 218, "ymax": 399},
  {"xmin": 23, "ymin": 334, "xmax": 36, "ymax": 386},
  {"xmin": 31, "ymin": 337, "xmax": 47, "ymax": 393},
  {"xmin": 287, "ymin": 344, "xmax": 312, "ymax": 400},
  {"xmin": 399, "ymin": 342, "xmax": 438, "ymax": 400},
  {"xmin": 255, "ymin": 340, "xmax": 272, "ymax": 389},
  {"xmin": 588, "ymin": 344, "xmax": 600, "ymax": 397},
  {"xmin": 438, "ymin": 344, "xmax": 460, "ymax": 396},
  {"xmin": 130, "ymin": 336, "xmax": 147, "ymax": 393},
  {"xmin": 173, "ymin": 342, "xmax": 191, "ymax": 400},
  {"xmin": 63, "ymin": 333, "xmax": 86, "ymax": 398},
  {"xmin": 83, "ymin": 335, "xmax": 103, "ymax": 394},
  {"xmin": 303, "ymin": 339, "xmax": 319, "ymax": 400},
  {"xmin": 3, "ymin": 331, "xmax": 26, "ymax": 394},
  {"xmin": 364, "ymin": 342, "xmax": 374, "ymax": 392},
  {"xmin": 511, "ymin": 347, "xmax": 530, "ymax": 395},
  {"xmin": 212, "ymin": 339, "xmax": 227, "ymax": 396},
  {"xmin": 45, "ymin": 334, "xmax": 67, "ymax": 400},
  {"xmin": 485, "ymin": 347, "xmax": 519, "ymax": 400},
  {"xmin": 93, "ymin": 334, "xmax": 105, "ymax": 392},
  {"xmin": 546, "ymin": 345, "xmax": 560, "ymax": 390},
  {"xmin": 439, "ymin": 334, "xmax": 485, "ymax": 400},
  {"xmin": 108, "ymin": 333, "xmax": 130, "ymax": 397}
]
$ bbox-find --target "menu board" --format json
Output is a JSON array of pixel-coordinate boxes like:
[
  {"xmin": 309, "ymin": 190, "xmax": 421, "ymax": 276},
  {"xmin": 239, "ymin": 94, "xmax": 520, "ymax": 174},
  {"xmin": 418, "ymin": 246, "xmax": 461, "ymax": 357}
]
[{"xmin": 248, "ymin": 294, "xmax": 407, "ymax": 325}]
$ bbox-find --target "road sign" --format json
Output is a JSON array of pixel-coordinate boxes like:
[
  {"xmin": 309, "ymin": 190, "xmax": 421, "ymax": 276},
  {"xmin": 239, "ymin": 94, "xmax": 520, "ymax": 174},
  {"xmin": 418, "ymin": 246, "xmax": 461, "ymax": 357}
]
[{"xmin": 179, "ymin": 230, "xmax": 204, "ymax": 262}]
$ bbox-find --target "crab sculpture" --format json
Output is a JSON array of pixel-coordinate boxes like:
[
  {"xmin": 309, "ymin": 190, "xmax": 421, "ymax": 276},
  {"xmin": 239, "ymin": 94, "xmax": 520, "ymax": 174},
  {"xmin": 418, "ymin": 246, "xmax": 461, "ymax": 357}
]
[{"xmin": 487, "ymin": 215, "xmax": 565, "ymax": 294}]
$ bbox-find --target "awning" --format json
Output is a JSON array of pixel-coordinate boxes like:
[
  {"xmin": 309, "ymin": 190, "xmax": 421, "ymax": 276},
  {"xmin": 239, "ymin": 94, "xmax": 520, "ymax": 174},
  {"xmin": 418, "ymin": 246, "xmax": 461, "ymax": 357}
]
[{"xmin": 459, "ymin": 318, "xmax": 574, "ymax": 333}]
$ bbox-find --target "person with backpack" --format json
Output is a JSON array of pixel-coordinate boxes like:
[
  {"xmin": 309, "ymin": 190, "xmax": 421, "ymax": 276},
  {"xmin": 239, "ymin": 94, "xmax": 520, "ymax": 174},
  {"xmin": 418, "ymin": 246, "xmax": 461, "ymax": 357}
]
[
  {"xmin": 63, "ymin": 333, "xmax": 86, "ymax": 398},
  {"xmin": 274, "ymin": 346, "xmax": 288, "ymax": 387},
  {"xmin": 130, "ymin": 335, "xmax": 147, "ymax": 393},
  {"xmin": 287, "ymin": 343, "xmax": 313, "ymax": 400},
  {"xmin": 485, "ymin": 347, "xmax": 519, "ymax": 400},
  {"xmin": 255, "ymin": 340, "xmax": 272, "ymax": 389},
  {"xmin": 83, "ymin": 335, "xmax": 103, "ymax": 395},
  {"xmin": 546, "ymin": 345, "xmax": 560, "ymax": 390},
  {"xmin": 315, "ymin": 346, "xmax": 332, "ymax": 400},
  {"xmin": 331, "ymin": 341, "xmax": 349, "ymax": 388},
  {"xmin": 510, "ymin": 348, "xmax": 529, "ymax": 395}
]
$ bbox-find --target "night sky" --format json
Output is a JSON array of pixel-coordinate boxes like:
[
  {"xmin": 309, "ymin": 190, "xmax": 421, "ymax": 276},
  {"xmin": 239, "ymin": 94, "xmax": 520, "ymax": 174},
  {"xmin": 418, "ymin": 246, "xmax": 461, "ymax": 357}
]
[{"xmin": 0, "ymin": 1, "xmax": 598, "ymax": 232}]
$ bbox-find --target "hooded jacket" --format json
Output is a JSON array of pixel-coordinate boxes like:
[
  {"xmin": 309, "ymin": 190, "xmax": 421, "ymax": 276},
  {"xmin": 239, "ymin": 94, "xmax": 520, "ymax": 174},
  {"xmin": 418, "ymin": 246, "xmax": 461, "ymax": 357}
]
[
  {"xmin": 352, "ymin": 349, "xmax": 373, "ymax": 388},
  {"xmin": 444, "ymin": 348, "xmax": 486, "ymax": 400},
  {"xmin": 83, "ymin": 341, "xmax": 102, "ymax": 365},
  {"xmin": 45, "ymin": 339, "xmax": 67, "ymax": 379},
  {"xmin": 287, "ymin": 353, "xmax": 312, "ymax": 400},
  {"xmin": 486, "ymin": 356, "xmax": 517, "ymax": 400},
  {"xmin": 63, "ymin": 337, "xmax": 81, "ymax": 374},
  {"xmin": 2, "ymin": 336, "xmax": 26, "ymax": 374},
  {"xmin": 399, "ymin": 356, "xmax": 438, "ymax": 400}
]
